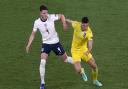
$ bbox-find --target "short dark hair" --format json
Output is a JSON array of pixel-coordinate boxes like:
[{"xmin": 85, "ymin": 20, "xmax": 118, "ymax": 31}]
[
  {"xmin": 81, "ymin": 17, "xmax": 89, "ymax": 23},
  {"xmin": 40, "ymin": 5, "xmax": 48, "ymax": 11}
]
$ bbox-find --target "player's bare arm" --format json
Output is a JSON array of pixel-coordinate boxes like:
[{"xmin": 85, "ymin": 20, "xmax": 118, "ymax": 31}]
[
  {"xmin": 26, "ymin": 30, "xmax": 37, "ymax": 53},
  {"xmin": 84, "ymin": 39, "xmax": 93, "ymax": 56},
  {"xmin": 65, "ymin": 19, "xmax": 74, "ymax": 31},
  {"xmin": 57, "ymin": 14, "xmax": 67, "ymax": 30},
  {"xmin": 88, "ymin": 39, "xmax": 93, "ymax": 53},
  {"xmin": 66, "ymin": 19, "xmax": 73, "ymax": 24}
]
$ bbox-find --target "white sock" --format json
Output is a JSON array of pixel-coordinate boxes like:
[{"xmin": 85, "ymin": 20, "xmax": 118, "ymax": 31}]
[
  {"xmin": 66, "ymin": 56, "xmax": 73, "ymax": 64},
  {"xmin": 39, "ymin": 59, "xmax": 46, "ymax": 84}
]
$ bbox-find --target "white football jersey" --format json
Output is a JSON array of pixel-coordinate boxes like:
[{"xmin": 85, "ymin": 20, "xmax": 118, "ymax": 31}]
[{"xmin": 33, "ymin": 14, "xmax": 59, "ymax": 44}]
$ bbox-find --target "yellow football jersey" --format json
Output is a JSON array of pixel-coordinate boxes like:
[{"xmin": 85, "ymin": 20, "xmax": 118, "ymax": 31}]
[{"xmin": 71, "ymin": 21, "xmax": 93, "ymax": 51}]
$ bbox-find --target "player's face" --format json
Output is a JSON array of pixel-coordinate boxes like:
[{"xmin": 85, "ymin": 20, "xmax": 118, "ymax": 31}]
[
  {"xmin": 40, "ymin": 10, "xmax": 48, "ymax": 20},
  {"xmin": 81, "ymin": 23, "xmax": 88, "ymax": 31}
]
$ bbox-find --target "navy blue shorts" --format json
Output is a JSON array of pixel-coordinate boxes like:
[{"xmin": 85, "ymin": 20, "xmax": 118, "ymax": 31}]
[{"xmin": 41, "ymin": 42, "xmax": 65, "ymax": 56}]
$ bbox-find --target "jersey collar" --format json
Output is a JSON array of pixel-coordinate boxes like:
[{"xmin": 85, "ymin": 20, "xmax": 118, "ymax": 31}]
[{"xmin": 40, "ymin": 17, "xmax": 47, "ymax": 22}]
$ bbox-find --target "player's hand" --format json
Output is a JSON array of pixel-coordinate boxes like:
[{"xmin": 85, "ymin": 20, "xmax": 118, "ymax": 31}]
[
  {"xmin": 84, "ymin": 51, "xmax": 89, "ymax": 56},
  {"xmin": 26, "ymin": 45, "xmax": 30, "ymax": 53}
]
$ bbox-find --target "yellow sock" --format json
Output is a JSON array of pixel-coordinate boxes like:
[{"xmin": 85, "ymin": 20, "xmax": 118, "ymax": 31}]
[
  {"xmin": 92, "ymin": 68, "xmax": 98, "ymax": 80},
  {"xmin": 81, "ymin": 68, "xmax": 85, "ymax": 74}
]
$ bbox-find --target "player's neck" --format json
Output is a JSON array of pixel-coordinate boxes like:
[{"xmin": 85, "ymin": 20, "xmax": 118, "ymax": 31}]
[
  {"xmin": 40, "ymin": 17, "xmax": 47, "ymax": 22},
  {"xmin": 81, "ymin": 28, "xmax": 87, "ymax": 31}
]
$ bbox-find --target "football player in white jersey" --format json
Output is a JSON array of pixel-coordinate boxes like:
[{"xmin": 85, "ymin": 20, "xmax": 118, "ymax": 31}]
[{"xmin": 26, "ymin": 5, "xmax": 72, "ymax": 89}]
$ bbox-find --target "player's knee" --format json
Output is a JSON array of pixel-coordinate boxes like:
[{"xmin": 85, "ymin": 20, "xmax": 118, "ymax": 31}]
[
  {"xmin": 74, "ymin": 61, "xmax": 81, "ymax": 74},
  {"xmin": 41, "ymin": 53, "xmax": 48, "ymax": 59},
  {"xmin": 88, "ymin": 59, "xmax": 97, "ymax": 70},
  {"xmin": 91, "ymin": 64, "xmax": 97, "ymax": 70}
]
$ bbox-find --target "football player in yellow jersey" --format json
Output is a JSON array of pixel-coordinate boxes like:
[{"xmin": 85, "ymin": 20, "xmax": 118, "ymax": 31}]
[{"xmin": 66, "ymin": 17, "xmax": 102, "ymax": 86}]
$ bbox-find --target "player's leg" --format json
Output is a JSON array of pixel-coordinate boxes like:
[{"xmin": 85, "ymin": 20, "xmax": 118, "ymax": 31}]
[
  {"xmin": 87, "ymin": 56, "xmax": 102, "ymax": 86},
  {"xmin": 73, "ymin": 61, "xmax": 88, "ymax": 81},
  {"xmin": 40, "ymin": 53, "xmax": 48, "ymax": 89},
  {"xmin": 60, "ymin": 52, "xmax": 73, "ymax": 64},
  {"xmin": 72, "ymin": 50, "xmax": 88, "ymax": 81},
  {"xmin": 74, "ymin": 61, "xmax": 81, "ymax": 73},
  {"xmin": 40, "ymin": 44, "xmax": 51, "ymax": 89},
  {"xmin": 52, "ymin": 42, "xmax": 73, "ymax": 64},
  {"xmin": 87, "ymin": 57, "xmax": 97, "ymax": 80}
]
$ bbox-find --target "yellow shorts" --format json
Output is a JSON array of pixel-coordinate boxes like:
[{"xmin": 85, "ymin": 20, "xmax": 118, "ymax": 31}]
[{"xmin": 71, "ymin": 49, "xmax": 92, "ymax": 63}]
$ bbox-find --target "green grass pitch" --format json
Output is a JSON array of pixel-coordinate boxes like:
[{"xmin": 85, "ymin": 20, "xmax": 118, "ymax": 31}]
[{"xmin": 0, "ymin": 0, "xmax": 128, "ymax": 89}]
